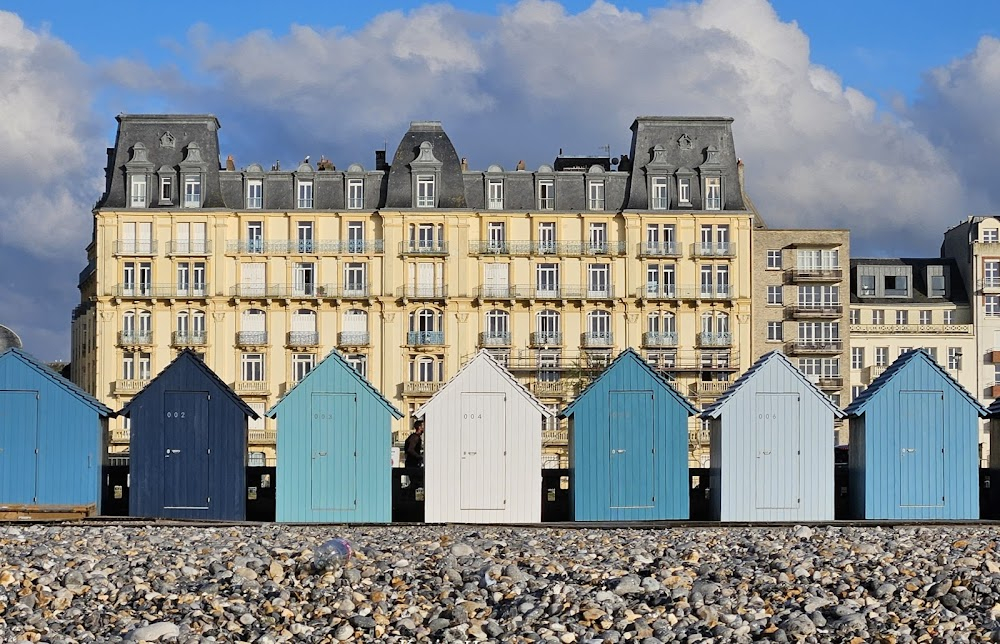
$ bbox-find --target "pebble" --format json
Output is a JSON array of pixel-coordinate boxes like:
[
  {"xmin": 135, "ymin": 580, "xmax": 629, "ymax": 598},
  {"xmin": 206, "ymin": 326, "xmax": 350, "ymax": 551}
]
[{"xmin": 0, "ymin": 524, "xmax": 999, "ymax": 640}]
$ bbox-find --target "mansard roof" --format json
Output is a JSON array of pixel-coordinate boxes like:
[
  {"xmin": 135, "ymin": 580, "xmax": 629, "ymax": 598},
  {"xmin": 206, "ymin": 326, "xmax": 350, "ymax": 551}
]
[{"xmin": 385, "ymin": 121, "xmax": 468, "ymax": 209}]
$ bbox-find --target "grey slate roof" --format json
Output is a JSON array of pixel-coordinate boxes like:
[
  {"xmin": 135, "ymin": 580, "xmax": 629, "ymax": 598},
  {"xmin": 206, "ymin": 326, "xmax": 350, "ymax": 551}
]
[
  {"xmin": 849, "ymin": 258, "xmax": 969, "ymax": 304},
  {"xmin": 844, "ymin": 348, "xmax": 987, "ymax": 417},
  {"xmin": 700, "ymin": 350, "xmax": 846, "ymax": 419},
  {"xmin": 560, "ymin": 347, "xmax": 699, "ymax": 418},
  {"xmin": 0, "ymin": 348, "xmax": 114, "ymax": 417},
  {"xmin": 0, "ymin": 324, "xmax": 22, "ymax": 351},
  {"xmin": 385, "ymin": 121, "xmax": 467, "ymax": 209}
]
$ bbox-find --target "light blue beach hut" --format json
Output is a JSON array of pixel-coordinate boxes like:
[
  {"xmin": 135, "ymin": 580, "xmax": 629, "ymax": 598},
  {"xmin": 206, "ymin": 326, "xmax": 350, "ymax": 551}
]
[
  {"xmin": 559, "ymin": 348, "xmax": 698, "ymax": 521},
  {"xmin": 266, "ymin": 349, "xmax": 402, "ymax": 523},
  {"xmin": 700, "ymin": 351, "xmax": 845, "ymax": 521},
  {"xmin": 844, "ymin": 349, "xmax": 986, "ymax": 520}
]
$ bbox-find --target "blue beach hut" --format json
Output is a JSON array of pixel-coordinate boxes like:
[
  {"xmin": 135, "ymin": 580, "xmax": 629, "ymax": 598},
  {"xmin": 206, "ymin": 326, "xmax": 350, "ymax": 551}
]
[
  {"xmin": 121, "ymin": 350, "xmax": 258, "ymax": 520},
  {"xmin": 0, "ymin": 348, "xmax": 113, "ymax": 514},
  {"xmin": 701, "ymin": 351, "xmax": 845, "ymax": 521},
  {"xmin": 844, "ymin": 348, "xmax": 986, "ymax": 520},
  {"xmin": 266, "ymin": 349, "xmax": 402, "ymax": 523},
  {"xmin": 560, "ymin": 348, "xmax": 698, "ymax": 521}
]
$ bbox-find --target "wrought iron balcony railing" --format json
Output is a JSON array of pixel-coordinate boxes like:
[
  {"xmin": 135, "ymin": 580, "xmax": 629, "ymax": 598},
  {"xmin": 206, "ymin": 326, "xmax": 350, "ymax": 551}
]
[
  {"xmin": 581, "ymin": 332, "xmax": 614, "ymax": 347},
  {"xmin": 690, "ymin": 242, "xmax": 735, "ymax": 257},
  {"xmin": 337, "ymin": 331, "xmax": 370, "ymax": 346},
  {"xmin": 530, "ymin": 332, "xmax": 563, "ymax": 347},
  {"xmin": 226, "ymin": 240, "xmax": 384, "ymax": 254},
  {"xmin": 407, "ymin": 331, "xmax": 445, "ymax": 346},
  {"xmin": 167, "ymin": 240, "xmax": 212, "ymax": 255},
  {"xmin": 638, "ymin": 241, "xmax": 681, "ymax": 257},
  {"xmin": 643, "ymin": 331, "xmax": 678, "ymax": 347},
  {"xmin": 118, "ymin": 331, "xmax": 153, "ymax": 346},
  {"xmin": 172, "ymin": 331, "xmax": 207, "ymax": 346},
  {"xmin": 479, "ymin": 332, "xmax": 511, "ymax": 347},
  {"xmin": 287, "ymin": 331, "xmax": 319, "ymax": 346},
  {"xmin": 113, "ymin": 240, "xmax": 157, "ymax": 255},
  {"xmin": 698, "ymin": 332, "xmax": 733, "ymax": 347},
  {"xmin": 236, "ymin": 331, "xmax": 268, "ymax": 346},
  {"xmin": 400, "ymin": 241, "xmax": 449, "ymax": 256}
]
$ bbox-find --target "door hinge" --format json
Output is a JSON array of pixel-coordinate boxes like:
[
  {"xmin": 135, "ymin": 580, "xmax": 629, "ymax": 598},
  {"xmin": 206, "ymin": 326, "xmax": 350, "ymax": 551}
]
[{"xmin": 207, "ymin": 448, "xmax": 211, "ymax": 455}]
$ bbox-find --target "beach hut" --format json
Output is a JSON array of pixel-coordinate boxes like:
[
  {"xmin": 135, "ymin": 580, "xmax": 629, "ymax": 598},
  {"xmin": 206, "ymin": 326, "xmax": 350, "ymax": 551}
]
[
  {"xmin": 701, "ymin": 351, "xmax": 845, "ymax": 521},
  {"xmin": 266, "ymin": 349, "xmax": 402, "ymax": 522},
  {"xmin": 121, "ymin": 349, "xmax": 258, "ymax": 520},
  {"xmin": 0, "ymin": 348, "xmax": 113, "ymax": 515},
  {"xmin": 844, "ymin": 348, "xmax": 985, "ymax": 520},
  {"xmin": 559, "ymin": 348, "xmax": 698, "ymax": 521},
  {"xmin": 416, "ymin": 350, "xmax": 553, "ymax": 523}
]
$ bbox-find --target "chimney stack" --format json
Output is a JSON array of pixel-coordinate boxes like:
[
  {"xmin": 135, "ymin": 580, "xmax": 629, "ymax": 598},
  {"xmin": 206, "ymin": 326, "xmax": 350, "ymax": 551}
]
[{"xmin": 375, "ymin": 150, "xmax": 387, "ymax": 171}]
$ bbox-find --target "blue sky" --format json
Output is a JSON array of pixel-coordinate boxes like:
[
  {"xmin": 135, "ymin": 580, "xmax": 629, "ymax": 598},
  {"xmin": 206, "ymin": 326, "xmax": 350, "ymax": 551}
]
[{"xmin": 3, "ymin": 0, "xmax": 1000, "ymax": 360}]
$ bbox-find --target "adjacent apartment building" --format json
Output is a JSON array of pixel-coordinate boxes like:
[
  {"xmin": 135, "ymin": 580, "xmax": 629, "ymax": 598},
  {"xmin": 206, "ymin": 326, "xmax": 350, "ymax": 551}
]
[{"xmin": 72, "ymin": 114, "xmax": 759, "ymax": 466}]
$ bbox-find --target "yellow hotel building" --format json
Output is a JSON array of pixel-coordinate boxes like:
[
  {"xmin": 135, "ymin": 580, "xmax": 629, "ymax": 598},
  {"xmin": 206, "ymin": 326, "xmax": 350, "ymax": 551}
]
[{"xmin": 72, "ymin": 115, "xmax": 757, "ymax": 466}]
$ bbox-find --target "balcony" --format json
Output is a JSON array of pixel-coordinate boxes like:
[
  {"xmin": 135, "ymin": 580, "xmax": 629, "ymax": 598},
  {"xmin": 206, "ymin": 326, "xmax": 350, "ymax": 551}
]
[
  {"xmin": 112, "ymin": 284, "xmax": 210, "ymax": 299},
  {"xmin": 689, "ymin": 428, "xmax": 711, "ymax": 445},
  {"xmin": 287, "ymin": 331, "xmax": 319, "ymax": 347},
  {"xmin": 788, "ymin": 305, "xmax": 843, "ymax": 318},
  {"xmin": 475, "ymin": 286, "xmax": 526, "ymax": 300},
  {"xmin": 643, "ymin": 331, "xmax": 678, "ymax": 347},
  {"xmin": 110, "ymin": 428, "xmax": 130, "ymax": 443},
  {"xmin": 248, "ymin": 429, "xmax": 277, "ymax": 444},
  {"xmin": 690, "ymin": 242, "xmax": 735, "ymax": 257},
  {"xmin": 321, "ymin": 284, "xmax": 371, "ymax": 299},
  {"xmin": 542, "ymin": 428, "xmax": 569, "ymax": 443},
  {"xmin": 979, "ymin": 277, "xmax": 1000, "ymax": 293},
  {"xmin": 236, "ymin": 331, "xmax": 268, "ymax": 346},
  {"xmin": 400, "ymin": 241, "xmax": 449, "ymax": 256},
  {"xmin": 637, "ymin": 285, "xmax": 678, "ymax": 300},
  {"xmin": 118, "ymin": 331, "xmax": 153, "ymax": 347},
  {"xmin": 113, "ymin": 379, "xmax": 150, "ymax": 394},
  {"xmin": 817, "ymin": 376, "xmax": 844, "ymax": 389},
  {"xmin": 113, "ymin": 240, "xmax": 157, "ymax": 256},
  {"xmin": 407, "ymin": 331, "xmax": 445, "ymax": 346},
  {"xmin": 581, "ymin": 332, "xmax": 614, "ymax": 348},
  {"xmin": 167, "ymin": 240, "xmax": 212, "ymax": 256},
  {"xmin": 689, "ymin": 381, "xmax": 732, "ymax": 398},
  {"xmin": 697, "ymin": 332, "xmax": 733, "ymax": 347},
  {"xmin": 397, "ymin": 285, "xmax": 448, "ymax": 299},
  {"xmin": 530, "ymin": 332, "xmax": 563, "ymax": 347},
  {"xmin": 786, "ymin": 339, "xmax": 843, "ymax": 354},
  {"xmin": 865, "ymin": 365, "xmax": 888, "ymax": 382},
  {"xmin": 638, "ymin": 241, "xmax": 681, "ymax": 258},
  {"xmin": 637, "ymin": 285, "xmax": 733, "ymax": 301},
  {"xmin": 235, "ymin": 381, "xmax": 269, "ymax": 394},
  {"xmin": 226, "ymin": 240, "xmax": 385, "ymax": 254},
  {"xmin": 479, "ymin": 332, "xmax": 511, "ymax": 347},
  {"xmin": 990, "ymin": 383, "xmax": 1000, "ymax": 398},
  {"xmin": 851, "ymin": 323, "xmax": 972, "ymax": 335},
  {"xmin": 403, "ymin": 381, "xmax": 443, "ymax": 396},
  {"xmin": 786, "ymin": 268, "xmax": 842, "ymax": 282},
  {"xmin": 338, "ymin": 331, "xmax": 370, "ymax": 346},
  {"xmin": 172, "ymin": 331, "xmax": 207, "ymax": 347},
  {"xmin": 532, "ymin": 381, "xmax": 573, "ymax": 397}
]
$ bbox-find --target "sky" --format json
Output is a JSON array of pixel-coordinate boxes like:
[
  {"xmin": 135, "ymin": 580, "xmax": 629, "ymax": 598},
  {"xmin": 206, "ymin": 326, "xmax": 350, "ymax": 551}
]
[{"xmin": 2, "ymin": 0, "xmax": 1000, "ymax": 361}]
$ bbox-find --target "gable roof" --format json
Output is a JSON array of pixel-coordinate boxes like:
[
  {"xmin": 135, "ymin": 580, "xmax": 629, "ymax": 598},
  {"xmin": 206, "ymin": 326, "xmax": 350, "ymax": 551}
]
[
  {"xmin": 119, "ymin": 349, "xmax": 258, "ymax": 418},
  {"xmin": 415, "ymin": 350, "xmax": 553, "ymax": 419},
  {"xmin": 845, "ymin": 348, "xmax": 987, "ymax": 417},
  {"xmin": 266, "ymin": 348, "xmax": 402, "ymax": 419},
  {"xmin": 986, "ymin": 397, "xmax": 1000, "ymax": 418},
  {"xmin": 0, "ymin": 348, "xmax": 114, "ymax": 417},
  {"xmin": 700, "ymin": 350, "xmax": 846, "ymax": 419},
  {"xmin": 560, "ymin": 347, "xmax": 698, "ymax": 418}
]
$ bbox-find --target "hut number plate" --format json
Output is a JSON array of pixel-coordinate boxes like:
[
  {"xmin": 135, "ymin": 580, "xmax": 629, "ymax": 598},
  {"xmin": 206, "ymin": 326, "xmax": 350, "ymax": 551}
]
[
  {"xmin": 166, "ymin": 411, "xmax": 187, "ymax": 418},
  {"xmin": 313, "ymin": 413, "xmax": 335, "ymax": 419},
  {"xmin": 463, "ymin": 414, "xmax": 483, "ymax": 419}
]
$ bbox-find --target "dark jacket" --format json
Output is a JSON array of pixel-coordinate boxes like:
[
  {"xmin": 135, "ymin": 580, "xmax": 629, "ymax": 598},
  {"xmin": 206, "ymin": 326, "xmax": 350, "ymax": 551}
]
[{"xmin": 404, "ymin": 431, "xmax": 423, "ymax": 467}]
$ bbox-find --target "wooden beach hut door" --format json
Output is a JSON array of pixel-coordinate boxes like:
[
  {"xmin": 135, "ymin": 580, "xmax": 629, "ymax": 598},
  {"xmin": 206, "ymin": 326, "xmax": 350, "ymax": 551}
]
[
  {"xmin": 0, "ymin": 391, "xmax": 38, "ymax": 503},
  {"xmin": 899, "ymin": 391, "xmax": 945, "ymax": 507},
  {"xmin": 609, "ymin": 391, "xmax": 654, "ymax": 508},
  {"xmin": 460, "ymin": 393, "xmax": 506, "ymax": 510},
  {"xmin": 753, "ymin": 393, "xmax": 800, "ymax": 509},
  {"xmin": 162, "ymin": 391, "xmax": 210, "ymax": 511},
  {"xmin": 310, "ymin": 393, "xmax": 357, "ymax": 511}
]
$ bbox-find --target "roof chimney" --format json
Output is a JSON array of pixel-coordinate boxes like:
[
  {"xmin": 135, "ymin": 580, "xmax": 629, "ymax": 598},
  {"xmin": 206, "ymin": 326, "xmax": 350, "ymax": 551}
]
[
  {"xmin": 225, "ymin": 154, "xmax": 236, "ymax": 171},
  {"xmin": 375, "ymin": 150, "xmax": 387, "ymax": 171}
]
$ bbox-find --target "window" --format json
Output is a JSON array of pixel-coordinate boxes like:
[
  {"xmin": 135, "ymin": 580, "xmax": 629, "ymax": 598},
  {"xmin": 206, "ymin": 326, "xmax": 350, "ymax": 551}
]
[
  {"xmin": 537, "ymin": 350, "xmax": 561, "ymax": 382},
  {"xmin": 948, "ymin": 347, "xmax": 962, "ymax": 370},
  {"xmin": 859, "ymin": 274, "xmax": 875, "ymax": 296},
  {"xmin": 943, "ymin": 309, "xmax": 955, "ymax": 324},
  {"xmin": 985, "ymin": 229, "xmax": 1000, "ymax": 243},
  {"xmin": 160, "ymin": 176, "xmax": 173, "ymax": 203},
  {"xmin": 345, "ymin": 354, "xmax": 367, "ymax": 378},
  {"xmin": 536, "ymin": 310, "xmax": 560, "ymax": 344},
  {"xmin": 292, "ymin": 262, "xmax": 315, "ymax": 296},
  {"xmin": 704, "ymin": 177, "xmax": 721, "ymax": 210},
  {"xmin": 797, "ymin": 249, "xmax": 839, "ymax": 271},
  {"xmin": 487, "ymin": 179, "xmax": 504, "ymax": 210},
  {"xmin": 538, "ymin": 180, "xmax": 554, "ymax": 210},
  {"xmin": 588, "ymin": 264, "xmax": 610, "ymax": 297},
  {"xmin": 851, "ymin": 385, "xmax": 864, "ymax": 401},
  {"xmin": 344, "ymin": 263, "xmax": 367, "ymax": 296},
  {"xmin": 874, "ymin": 347, "xmax": 888, "ymax": 367},
  {"xmin": 700, "ymin": 264, "xmax": 714, "ymax": 297},
  {"xmin": 347, "ymin": 221, "xmax": 365, "ymax": 253},
  {"xmin": 767, "ymin": 286, "xmax": 782, "ymax": 305},
  {"xmin": 487, "ymin": 222, "xmax": 506, "ymax": 252},
  {"xmin": 872, "ymin": 309, "xmax": 884, "ymax": 324},
  {"xmin": 241, "ymin": 353, "xmax": 265, "ymax": 381},
  {"xmin": 929, "ymin": 274, "xmax": 947, "ymax": 297},
  {"xmin": 297, "ymin": 180, "xmax": 313, "ymax": 208},
  {"xmin": 588, "ymin": 223, "xmax": 608, "ymax": 253},
  {"xmin": 851, "ymin": 347, "xmax": 864, "ymax": 370},
  {"xmin": 586, "ymin": 310, "xmax": 612, "ymax": 340},
  {"xmin": 291, "ymin": 353, "xmax": 315, "ymax": 383},
  {"xmin": 130, "ymin": 176, "xmax": 147, "ymax": 207},
  {"xmin": 899, "ymin": 346, "xmax": 911, "ymax": 357},
  {"xmin": 919, "ymin": 310, "xmax": 932, "ymax": 325},
  {"xmin": 798, "ymin": 285, "xmax": 839, "ymax": 308},
  {"xmin": 651, "ymin": 177, "xmax": 668, "ymax": 209},
  {"xmin": 588, "ymin": 180, "xmax": 605, "ymax": 210},
  {"xmin": 766, "ymin": 250, "xmax": 782, "ymax": 270},
  {"xmin": 537, "ymin": 222, "xmax": 556, "ymax": 253},
  {"xmin": 484, "ymin": 310, "xmax": 510, "ymax": 340},
  {"xmin": 678, "ymin": 177, "xmax": 691, "ymax": 205},
  {"xmin": 895, "ymin": 310, "xmax": 908, "ymax": 325},
  {"xmin": 646, "ymin": 263, "xmax": 676, "ymax": 297},
  {"xmin": 247, "ymin": 221, "xmax": 263, "ymax": 253},
  {"xmin": 884, "ymin": 274, "xmax": 908, "ymax": 295},
  {"xmin": 122, "ymin": 261, "xmax": 152, "ymax": 296},
  {"xmin": 537, "ymin": 263, "xmax": 559, "ymax": 295},
  {"xmin": 849, "ymin": 308, "xmax": 860, "ymax": 324},
  {"xmin": 184, "ymin": 175, "xmax": 201, "ymax": 207},
  {"xmin": 247, "ymin": 179, "xmax": 263, "ymax": 209},
  {"xmin": 410, "ymin": 356, "xmax": 443, "ymax": 382},
  {"xmin": 297, "ymin": 221, "xmax": 314, "ymax": 253},
  {"xmin": 987, "ymin": 295, "xmax": 1000, "ymax": 316},
  {"xmin": 176, "ymin": 261, "xmax": 206, "ymax": 296},
  {"xmin": 767, "ymin": 321, "xmax": 783, "ymax": 341},
  {"xmin": 347, "ymin": 179, "xmax": 364, "ymax": 210},
  {"xmin": 417, "ymin": 175, "xmax": 435, "ymax": 207},
  {"xmin": 645, "ymin": 224, "xmax": 676, "ymax": 255}
]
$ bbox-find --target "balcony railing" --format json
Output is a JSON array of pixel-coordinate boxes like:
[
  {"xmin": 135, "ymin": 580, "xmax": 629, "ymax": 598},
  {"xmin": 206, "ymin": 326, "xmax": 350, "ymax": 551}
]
[
  {"xmin": 227, "ymin": 240, "xmax": 385, "ymax": 254},
  {"xmin": 172, "ymin": 331, "xmax": 207, "ymax": 346},
  {"xmin": 407, "ymin": 331, "xmax": 445, "ymax": 346},
  {"xmin": 248, "ymin": 429, "xmax": 277, "ymax": 444},
  {"xmin": 643, "ymin": 331, "xmax": 678, "ymax": 347},
  {"xmin": 118, "ymin": 331, "xmax": 153, "ymax": 346},
  {"xmin": 865, "ymin": 365, "xmax": 888, "ymax": 382},
  {"xmin": 113, "ymin": 379, "xmax": 150, "ymax": 394},
  {"xmin": 788, "ymin": 305, "xmax": 843, "ymax": 318},
  {"xmin": 167, "ymin": 240, "xmax": 212, "ymax": 255},
  {"xmin": 581, "ymin": 332, "xmax": 614, "ymax": 348},
  {"xmin": 113, "ymin": 240, "xmax": 157, "ymax": 255},
  {"xmin": 400, "ymin": 241, "xmax": 449, "ymax": 256},
  {"xmin": 479, "ymin": 332, "xmax": 512, "ymax": 347},
  {"xmin": 338, "ymin": 331, "xmax": 370, "ymax": 346},
  {"xmin": 979, "ymin": 277, "xmax": 1000, "ymax": 292},
  {"xmin": 689, "ymin": 381, "xmax": 732, "ymax": 397},
  {"xmin": 690, "ymin": 242, "xmax": 735, "ymax": 257},
  {"xmin": 532, "ymin": 381, "xmax": 573, "ymax": 397},
  {"xmin": 637, "ymin": 285, "xmax": 733, "ymax": 300},
  {"xmin": 112, "ymin": 284, "xmax": 210, "ymax": 298},
  {"xmin": 542, "ymin": 428, "xmax": 569, "ymax": 442},
  {"xmin": 698, "ymin": 332, "xmax": 733, "ymax": 347},
  {"xmin": 235, "ymin": 381, "xmax": 269, "ymax": 393},
  {"xmin": 236, "ymin": 331, "xmax": 268, "ymax": 346},
  {"xmin": 850, "ymin": 323, "xmax": 972, "ymax": 334},
  {"xmin": 474, "ymin": 285, "xmax": 616, "ymax": 300},
  {"xmin": 403, "ymin": 381, "xmax": 443, "ymax": 395},
  {"xmin": 817, "ymin": 377, "xmax": 844, "ymax": 389},
  {"xmin": 468, "ymin": 241, "xmax": 626, "ymax": 256},
  {"xmin": 398, "ymin": 285, "xmax": 448, "ymax": 299},
  {"xmin": 638, "ymin": 241, "xmax": 681, "ymax": 257},
  {"xmin": 287, "ymin": 331, "xmax": 319, "ymax": 346},
  {"xmin": 786, "ymin": 339, "xmax": 843, "ymax": 354},
  {"xmin": 110, "ymin": 428, "xmax": 130, "ymax": 443},
  {"xmin": 530, "ymin": 332, "xmax": 563, "ymax": 347},
  {"xmin": 787, "ymin": 268, "xmax": 842, "ymax": 282}
]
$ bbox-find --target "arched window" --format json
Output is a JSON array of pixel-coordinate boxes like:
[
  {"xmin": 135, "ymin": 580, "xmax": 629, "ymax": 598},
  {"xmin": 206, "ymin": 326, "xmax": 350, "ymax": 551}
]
[
  {"xmin": 241, "ymin": 308, "xmax": 267, "ymax": 344},
  {"xmin": 342, "ymin": 309, "xmax": 368, "ymax": 344},
  {"xmin": 587, "ymin": 310, "xmax": 611, "ymax": 337},
  {"xmin": 290, "ymin": 309, "xmax": 317, "ymax": 344},
  {"xmin": 535, "ymin": 309, "xmax": 560, "ymax": 343},
  {"xmin": 409, "ymin": 308, "xmax": 441, "ymax": 332},
  {"xmin": 485, "ymin": 310, "xmax": 510, "ymax": 337}
]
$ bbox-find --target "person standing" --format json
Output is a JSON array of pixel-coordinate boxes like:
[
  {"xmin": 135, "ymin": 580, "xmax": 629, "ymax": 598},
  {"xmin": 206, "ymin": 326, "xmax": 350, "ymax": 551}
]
[{"xmin": 403, "ymin": 419, "xmax": 425, "ymax": 494}]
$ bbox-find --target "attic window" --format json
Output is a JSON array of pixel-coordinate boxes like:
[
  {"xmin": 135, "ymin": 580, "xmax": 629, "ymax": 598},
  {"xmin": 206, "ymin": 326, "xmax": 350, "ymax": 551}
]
[
  {"xmin": 859, "ymin": 274, "xmax": 875, "ymax": 296},
  {"xmin": 884, "ymin": 275, "xmax": 908, "ymax": 295},
  {"xmin": 929, "ymin": 274, "xmax": 947, "ymax": 297}
]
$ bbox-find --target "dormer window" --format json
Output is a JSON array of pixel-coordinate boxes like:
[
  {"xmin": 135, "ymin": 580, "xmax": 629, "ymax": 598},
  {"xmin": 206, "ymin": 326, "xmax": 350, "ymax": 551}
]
[
  {"xmin": 884, "ymin": 274, "xmax": 908, "ymax": 296},
  {"xmin": 246, "ymin": 179, "xmax": 262, "ymax": 209},
  {"xmin": 160, "ymin": 176, "xmax": 173, "ymax": 204},
  {"xmin": 183, "ymin": 175, "xmax": 202, "ymax": 208},
  {"xmin": 678, "ymin": 178, "xmax": 691, "ymax": 205},
  {"xmin": 985, "ymin": 229, "xmax": 999, "ymax": 243},
  {"xmin": 859, "ymin": 274, "xmax": 875, "ymax": 296},
  {"xmin": 704, "ymin": 177, "xmax": 721, "ymax": 210},
  {"xmin": 650, "ymin": 177, "xmax": 668, "ymax": 210},
  {"xmin": 417, "ymin": 175, "xmax": 435, "ymax": 207},
  {"xmin": 588, "ymin": 180, "xmax": 605, "ymax": 211},
  {"xmin": 297, "ymin": 180, "xmax": 313, "ymax": 209},
  {"xmin": 487, "ymin": 179, "xmax": 504, "ymax": 210},
  {"xmin": 538, "ymin": 180, "xmax": 554, "ymax": 210},
  {"xmin": 347, "ymin": 179, "xmax": 364, "ymax": 209},
  {"xmin": 130, "ymin": 175, "xmax": 147, "ymax": 207}
]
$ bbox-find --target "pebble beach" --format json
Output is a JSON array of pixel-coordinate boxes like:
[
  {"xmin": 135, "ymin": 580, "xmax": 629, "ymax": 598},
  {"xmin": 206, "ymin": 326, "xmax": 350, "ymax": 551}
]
[{"xmin": 2, "ymin": 523, "xmax": 1000, "ymax": 642}]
